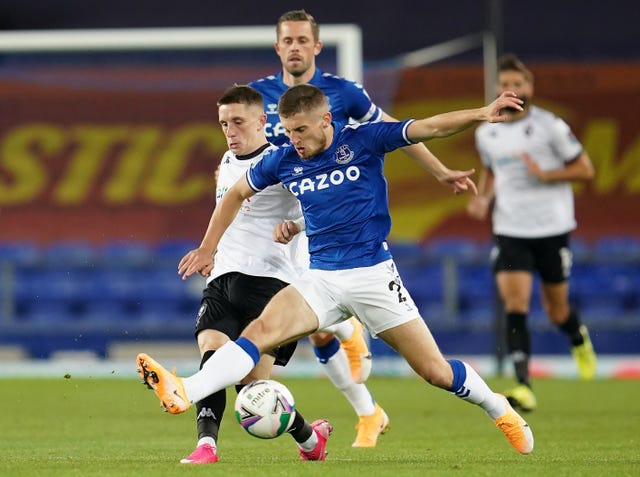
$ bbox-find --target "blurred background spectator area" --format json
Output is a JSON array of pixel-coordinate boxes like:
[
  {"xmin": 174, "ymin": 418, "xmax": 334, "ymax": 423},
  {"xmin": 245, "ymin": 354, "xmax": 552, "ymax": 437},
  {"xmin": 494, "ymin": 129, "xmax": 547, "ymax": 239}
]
[{"xmin": 0, "ymin": 1, "xmax": 638, "ymax": 359}]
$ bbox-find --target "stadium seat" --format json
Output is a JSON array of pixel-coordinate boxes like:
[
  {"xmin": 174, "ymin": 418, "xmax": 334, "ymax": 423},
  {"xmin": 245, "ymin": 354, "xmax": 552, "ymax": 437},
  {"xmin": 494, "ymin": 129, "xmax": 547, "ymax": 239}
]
[
  {"xmin": 153, "ymin": 239, "xmax": 198, "ymax": 263},
  {"xmin": 0, "ymin": 242, "xmax": 42, "ymax": 266},
  {"xmin": 570, "ymin": 237, "xmax": 592, "ymax": 261},
  {"xmin": 44, "ymin": 241, "xmax": 99, "ymax": 267},
  {"xmin": 388, "ymin": 241, "xmax": 422, "ymax": 261},
  {"xmin": 397, "ymin": 262, "xmax": 444, "ymax": 302},
  {"xmin": 424, "ymin": 238, "xmax": 486, "ymax": 261},
  {"xmin": 593, "ymin": 236, "xmax": 640, "ymax": 260},
  {"xmin": 457, "ymin": 263, "xmax": 496, "ymax": 322},
  {"xmin": 100, "ymin": 241, "xmax": 153, "ymax": 266},
  {"xmin": 26, "ymin": 300, "xmax": 74, "ymax": 323}
]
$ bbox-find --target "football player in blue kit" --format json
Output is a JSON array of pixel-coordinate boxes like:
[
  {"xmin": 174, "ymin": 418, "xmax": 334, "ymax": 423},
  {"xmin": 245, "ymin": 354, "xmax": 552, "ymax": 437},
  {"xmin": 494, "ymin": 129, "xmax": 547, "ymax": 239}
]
[
  {"xmin": 248, "ymin": 10, "xmax": 476, "ymax": 447},
  {"xmin": 138, "ymin": 83, "xmax": 535, "ymax": 456}
]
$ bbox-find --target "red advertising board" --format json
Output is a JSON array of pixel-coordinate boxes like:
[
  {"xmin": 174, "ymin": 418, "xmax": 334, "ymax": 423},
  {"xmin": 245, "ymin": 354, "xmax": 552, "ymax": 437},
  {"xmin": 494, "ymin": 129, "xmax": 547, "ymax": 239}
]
[{"xmin": 1, "ymin": 62, "xmax": 638, "ymax": 245}]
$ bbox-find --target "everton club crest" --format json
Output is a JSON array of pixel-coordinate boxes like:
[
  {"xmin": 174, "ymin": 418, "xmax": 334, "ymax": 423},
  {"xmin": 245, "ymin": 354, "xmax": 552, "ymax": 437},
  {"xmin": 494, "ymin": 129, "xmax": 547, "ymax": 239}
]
[{"xmin": 334, "ymin": 144, "xmax": 354, "ymax": 164}]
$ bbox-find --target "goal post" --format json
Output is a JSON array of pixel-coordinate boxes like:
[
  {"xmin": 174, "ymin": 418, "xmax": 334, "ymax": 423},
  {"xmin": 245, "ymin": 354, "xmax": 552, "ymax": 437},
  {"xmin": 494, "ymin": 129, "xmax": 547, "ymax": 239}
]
[{"xmin": 0, "ymin": 25, "xmax": 363, "ymax": 82}]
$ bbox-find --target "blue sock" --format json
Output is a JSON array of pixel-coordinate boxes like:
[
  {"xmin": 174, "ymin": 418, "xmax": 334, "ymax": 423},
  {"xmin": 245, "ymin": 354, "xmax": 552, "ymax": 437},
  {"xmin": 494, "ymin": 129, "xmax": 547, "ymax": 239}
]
[
  {"xmin": 313, "ymin": 337, "xmax": 341, "ymax": 364},
  {"xmin": 235, "ymin": 337, "xmax": 260, "ymax": 366},
  {"xmin": 448, "ymin": 359, "xmax": 467, "ymax": 394}
]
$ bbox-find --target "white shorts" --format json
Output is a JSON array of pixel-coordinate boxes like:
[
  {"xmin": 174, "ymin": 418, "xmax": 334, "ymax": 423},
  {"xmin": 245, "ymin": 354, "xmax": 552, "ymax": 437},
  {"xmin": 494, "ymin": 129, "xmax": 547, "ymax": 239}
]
[{"xmin": 290, "ymin": 259, "xmax": 421, "ymax": 337}]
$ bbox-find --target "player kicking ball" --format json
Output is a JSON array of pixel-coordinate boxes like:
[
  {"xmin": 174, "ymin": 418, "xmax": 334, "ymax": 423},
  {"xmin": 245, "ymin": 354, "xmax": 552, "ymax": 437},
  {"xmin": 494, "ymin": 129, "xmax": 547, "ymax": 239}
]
[{"xmin": 138, "ymin": 84, "xmax": 534, "ymax": 455}]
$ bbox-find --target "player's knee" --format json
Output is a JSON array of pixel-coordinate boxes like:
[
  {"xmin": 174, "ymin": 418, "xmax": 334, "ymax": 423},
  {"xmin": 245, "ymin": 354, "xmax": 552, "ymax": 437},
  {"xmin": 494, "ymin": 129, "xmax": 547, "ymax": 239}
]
[
  {"xmin": 241, "ymin": 318, "xmax": 281, "ymax": 351},
  {"xmin": 547, "ymin": 303, "xmax": 570, "ymax": 324},
  {"xmin": 196, "ymin": 330, "xmax": 230, "ymax": 354},
  {"xmin": 308, "ymin": 332, "xmax": 334, "ymax": 347},
  {"xmin": 417, "ymin": 361, "xmax": 452, "ymax": 389}
]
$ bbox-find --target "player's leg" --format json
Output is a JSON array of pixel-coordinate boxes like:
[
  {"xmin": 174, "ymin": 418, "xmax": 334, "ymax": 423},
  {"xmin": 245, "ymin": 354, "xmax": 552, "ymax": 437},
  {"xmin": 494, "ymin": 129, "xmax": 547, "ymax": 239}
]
[
  {"xmin": 378, "ymin": 318, "xmax": 533, "ymax": 455},
  {"xmin": 180, "ymin": 329, "xmax": 229, "ymax": 464},
  {"xmin": 320, "ymin": 318, "xmax": 372, "ymax": 383},
  {"xmin": 493, "ymin": 235, "xmax": 537, "ymax": 411},
  {"xmin": 181, "ymin": 274, "xmax": 266, "ymax": 463},
  {"xmin": 537, "ymin": 234, "xmax": 596, "ymax": 380},
  {"xmin": 496, "ymin": 270, "xmax": 537, "ymax": 411},
  {"xmin": 250, "ymin": 341, "xmax": 333, "ymax": 460},
  {"xmin": 352, "ymin": 259, "xmax": 532, "ymax": 454},
  {"xmin": 309, "ymin": 329, "xmax": 388, "ymax": 447},
  {"xmin": 138, "ymin": 284, "xmax": 319, "ymax": 413}
]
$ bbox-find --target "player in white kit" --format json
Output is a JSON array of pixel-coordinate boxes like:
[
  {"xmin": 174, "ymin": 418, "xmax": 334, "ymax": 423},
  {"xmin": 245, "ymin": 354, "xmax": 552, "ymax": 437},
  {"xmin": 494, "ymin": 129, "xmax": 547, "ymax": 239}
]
[
  {"xmin": 251, "ymin": 9, "xmax": 471, "ymax": 448},
  {"xmin": 138, "ymin": 84, "xmax": 535, "ymax": 456},
  {"xmin": 467, "ymin": 54, "xmax": 597, "ymax": 412},
  {"xmin": 175, "ymin": 86, "xmax": 332, "ymax": 463}
]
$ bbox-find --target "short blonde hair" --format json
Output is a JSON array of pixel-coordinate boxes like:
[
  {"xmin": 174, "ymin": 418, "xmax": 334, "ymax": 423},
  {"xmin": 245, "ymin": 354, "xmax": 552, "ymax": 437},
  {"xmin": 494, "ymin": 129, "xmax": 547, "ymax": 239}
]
[{"xmin": 276, "ymin": 10, "xmax": 320, "ymax": 42}]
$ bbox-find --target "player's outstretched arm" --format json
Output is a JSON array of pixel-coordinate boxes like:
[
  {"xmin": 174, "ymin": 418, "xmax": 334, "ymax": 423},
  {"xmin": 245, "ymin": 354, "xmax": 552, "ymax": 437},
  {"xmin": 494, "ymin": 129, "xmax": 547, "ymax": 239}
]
[
  {"xmin": 178, "ymin": 176, "xmax": 256, "ymax": 280},
  {"xmin": 408, "ymin": 92, "xmax": 523, "ymax": 142},
  {"xmin": 381, "ymin": 111, "xmax": 475, "ymax": 194}
]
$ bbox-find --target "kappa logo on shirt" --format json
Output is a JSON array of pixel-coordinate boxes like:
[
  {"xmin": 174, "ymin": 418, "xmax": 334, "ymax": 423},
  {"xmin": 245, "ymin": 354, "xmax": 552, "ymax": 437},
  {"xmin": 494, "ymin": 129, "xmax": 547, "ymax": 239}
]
[{"xmin": 334, "ymin": 144, "xmax": 354, "ymax": 164}]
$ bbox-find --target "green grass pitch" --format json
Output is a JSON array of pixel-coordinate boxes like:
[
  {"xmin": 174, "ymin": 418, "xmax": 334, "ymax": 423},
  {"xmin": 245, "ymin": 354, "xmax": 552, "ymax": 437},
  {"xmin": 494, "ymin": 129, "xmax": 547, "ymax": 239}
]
[{"xmin": 2, "ymin": 376, "xmax": 639, "ymax": 476}]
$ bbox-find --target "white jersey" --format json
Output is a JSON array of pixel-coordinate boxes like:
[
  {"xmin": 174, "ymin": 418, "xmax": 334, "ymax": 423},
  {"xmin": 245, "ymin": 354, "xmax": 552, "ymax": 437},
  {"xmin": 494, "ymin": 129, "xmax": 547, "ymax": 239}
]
[
  {"xmin": 209, "ymin": 144, "xmax": 306, "ymax": 284},
  {"xmin": 475, "ymin": 105, "xmax": 583, "ymax": 238}
]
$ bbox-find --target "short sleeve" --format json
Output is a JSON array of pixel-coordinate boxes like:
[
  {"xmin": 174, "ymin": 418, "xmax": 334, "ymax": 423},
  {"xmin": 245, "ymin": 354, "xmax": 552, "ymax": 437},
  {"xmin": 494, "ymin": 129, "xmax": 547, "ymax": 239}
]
[
  {"xmin": 549, "ymin": 117, "xmax": 583, "ymax": 162},
  {"xmin": 246, "ymin": 149, "xmax": 281, "ymax": 192}
]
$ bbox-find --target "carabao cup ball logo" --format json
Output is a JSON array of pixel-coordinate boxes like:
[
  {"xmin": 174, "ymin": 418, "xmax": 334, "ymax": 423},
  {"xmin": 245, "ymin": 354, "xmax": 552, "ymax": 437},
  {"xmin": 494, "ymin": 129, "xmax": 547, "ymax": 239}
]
[{"xmin": 234, "ymin": 379, "xmax": 296, "ymax": 439}]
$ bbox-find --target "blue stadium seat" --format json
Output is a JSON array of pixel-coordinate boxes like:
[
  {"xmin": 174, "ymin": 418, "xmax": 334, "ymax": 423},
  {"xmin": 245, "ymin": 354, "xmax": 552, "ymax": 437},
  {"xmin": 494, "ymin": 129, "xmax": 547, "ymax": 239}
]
[
  {"xmin": 457, "ymin": 263, "xmax": 496, "ymax": 322},
  {"xmin": 397, "ymin": 262, "xmax": 443, "ymax": 302},
  {"xmin": 80, "ymin": 299, "xmax": 132, "ymax": 321},
  {"xmin": 570, "ymin": 237, "xmax": 592, "ymax": 261},
  {"xmin": 0, "ymin": 242, "xmax": 42, "ymax": 266},
  {"xmin": 44, "ymin": 241, "xmax": 99, "ymax": 266},
  {"xmin": 153, "ymin": 240, "xmax": 198, "ymax": 263},
  {"xmin": 26, "ymin": 300, "xmax": 74, "ymax": 323},
  {"xmin": 424, "ymin": 238, "xmax": 486, "ymax": 261},
  {"xmin": 593, "ymin": 236, "xmax": 640, "ymax": 260},
  {"xmin": 388, "ymin": 241, "xmax": 421, "ymax": 261},
  {"xmin": 100, "ymin": 241, "xmax": 152, "ymax": 266}
]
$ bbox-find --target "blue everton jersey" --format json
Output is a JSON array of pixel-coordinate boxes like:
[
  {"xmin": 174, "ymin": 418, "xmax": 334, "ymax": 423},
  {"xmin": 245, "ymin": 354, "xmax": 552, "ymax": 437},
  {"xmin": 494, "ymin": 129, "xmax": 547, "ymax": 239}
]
[
  {"xmin": 249, "ymin": 69, "xmax": 382, "ymax": 146},
  {"xmin": 247, "ymin": 120, "xmax": 415, "ymax": 270}
]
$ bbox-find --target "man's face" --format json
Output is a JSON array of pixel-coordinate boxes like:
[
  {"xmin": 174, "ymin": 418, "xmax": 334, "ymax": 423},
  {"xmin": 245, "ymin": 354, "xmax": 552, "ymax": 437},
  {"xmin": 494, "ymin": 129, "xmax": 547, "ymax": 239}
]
[
  {"xmin": 281, "ymin": 108, "xmax": 331, "ymax": 159},
  {"xmin": 218, "ymin": 103, "xmax": 265, "ymax": 156},
  {"xmin": 497, "ymin": 70, "xmax": 533, "ymax": 111},
  {"xmin": 275, "ymin": 21, "xmax": 322, "ymax": 78}
]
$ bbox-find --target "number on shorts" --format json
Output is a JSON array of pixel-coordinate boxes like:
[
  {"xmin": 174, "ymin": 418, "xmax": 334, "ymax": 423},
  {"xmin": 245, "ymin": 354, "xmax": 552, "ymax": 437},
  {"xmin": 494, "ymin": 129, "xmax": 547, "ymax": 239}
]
[{"xmin": 388, "ymin": 280, "xmax": 407, "ymax": 303}]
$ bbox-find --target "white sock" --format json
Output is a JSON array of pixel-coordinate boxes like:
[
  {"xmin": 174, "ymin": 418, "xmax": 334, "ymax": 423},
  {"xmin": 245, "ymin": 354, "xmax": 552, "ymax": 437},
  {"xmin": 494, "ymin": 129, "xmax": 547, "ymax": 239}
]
[
  {"xmin": 298, "ymin": 430, "xmax": 319, "ymax": 451},
  {"xmin": 322, "ymin": 319, "xmax": 355, "ymax": 341},
  {"xmin": 182, "ymin": 341, "xmax": 255, "ymax": 403},
  {"xmin": 321, "ymin": 347, "xmax": 375, "ymax": 416},
  {"xmin": 453, "ymin": 362, "xmax": 506, "ymax": 419},
  {"xmin": 197, "ymin": 436, "xmax": 216, "ymax": 448}
]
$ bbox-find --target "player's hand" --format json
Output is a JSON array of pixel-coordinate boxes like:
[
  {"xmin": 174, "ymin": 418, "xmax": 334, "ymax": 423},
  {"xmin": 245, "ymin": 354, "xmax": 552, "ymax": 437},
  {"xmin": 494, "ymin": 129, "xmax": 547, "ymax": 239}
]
[
  {"xmin": 178, "ymin": 248, "xmax": 214, "ymax": 280},
  {"xmin": 483, "ymin": 91, "xmax": 523, "ymax": 123},
  {"xmin": 521, "ymin": 153, "xmax": 546, "ymax": 180},
  {"xmin": 438, "ymin": 168, "xmax": 478, "ymax": 195},
  {"xmin": 466, "ymin": 195, "xmax": 491, "ymax": 220},
  {"xmin": 273, "ymin": 221, "xmax": 301, "ymax": 244}
]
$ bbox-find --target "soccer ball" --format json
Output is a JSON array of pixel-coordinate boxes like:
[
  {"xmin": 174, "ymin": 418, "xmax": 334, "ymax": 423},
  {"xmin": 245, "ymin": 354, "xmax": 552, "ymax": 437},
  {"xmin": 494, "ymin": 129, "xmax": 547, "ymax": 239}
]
[{"xmin": 234, "ymin": 379, "xmax": 296, "ymax": 439}]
